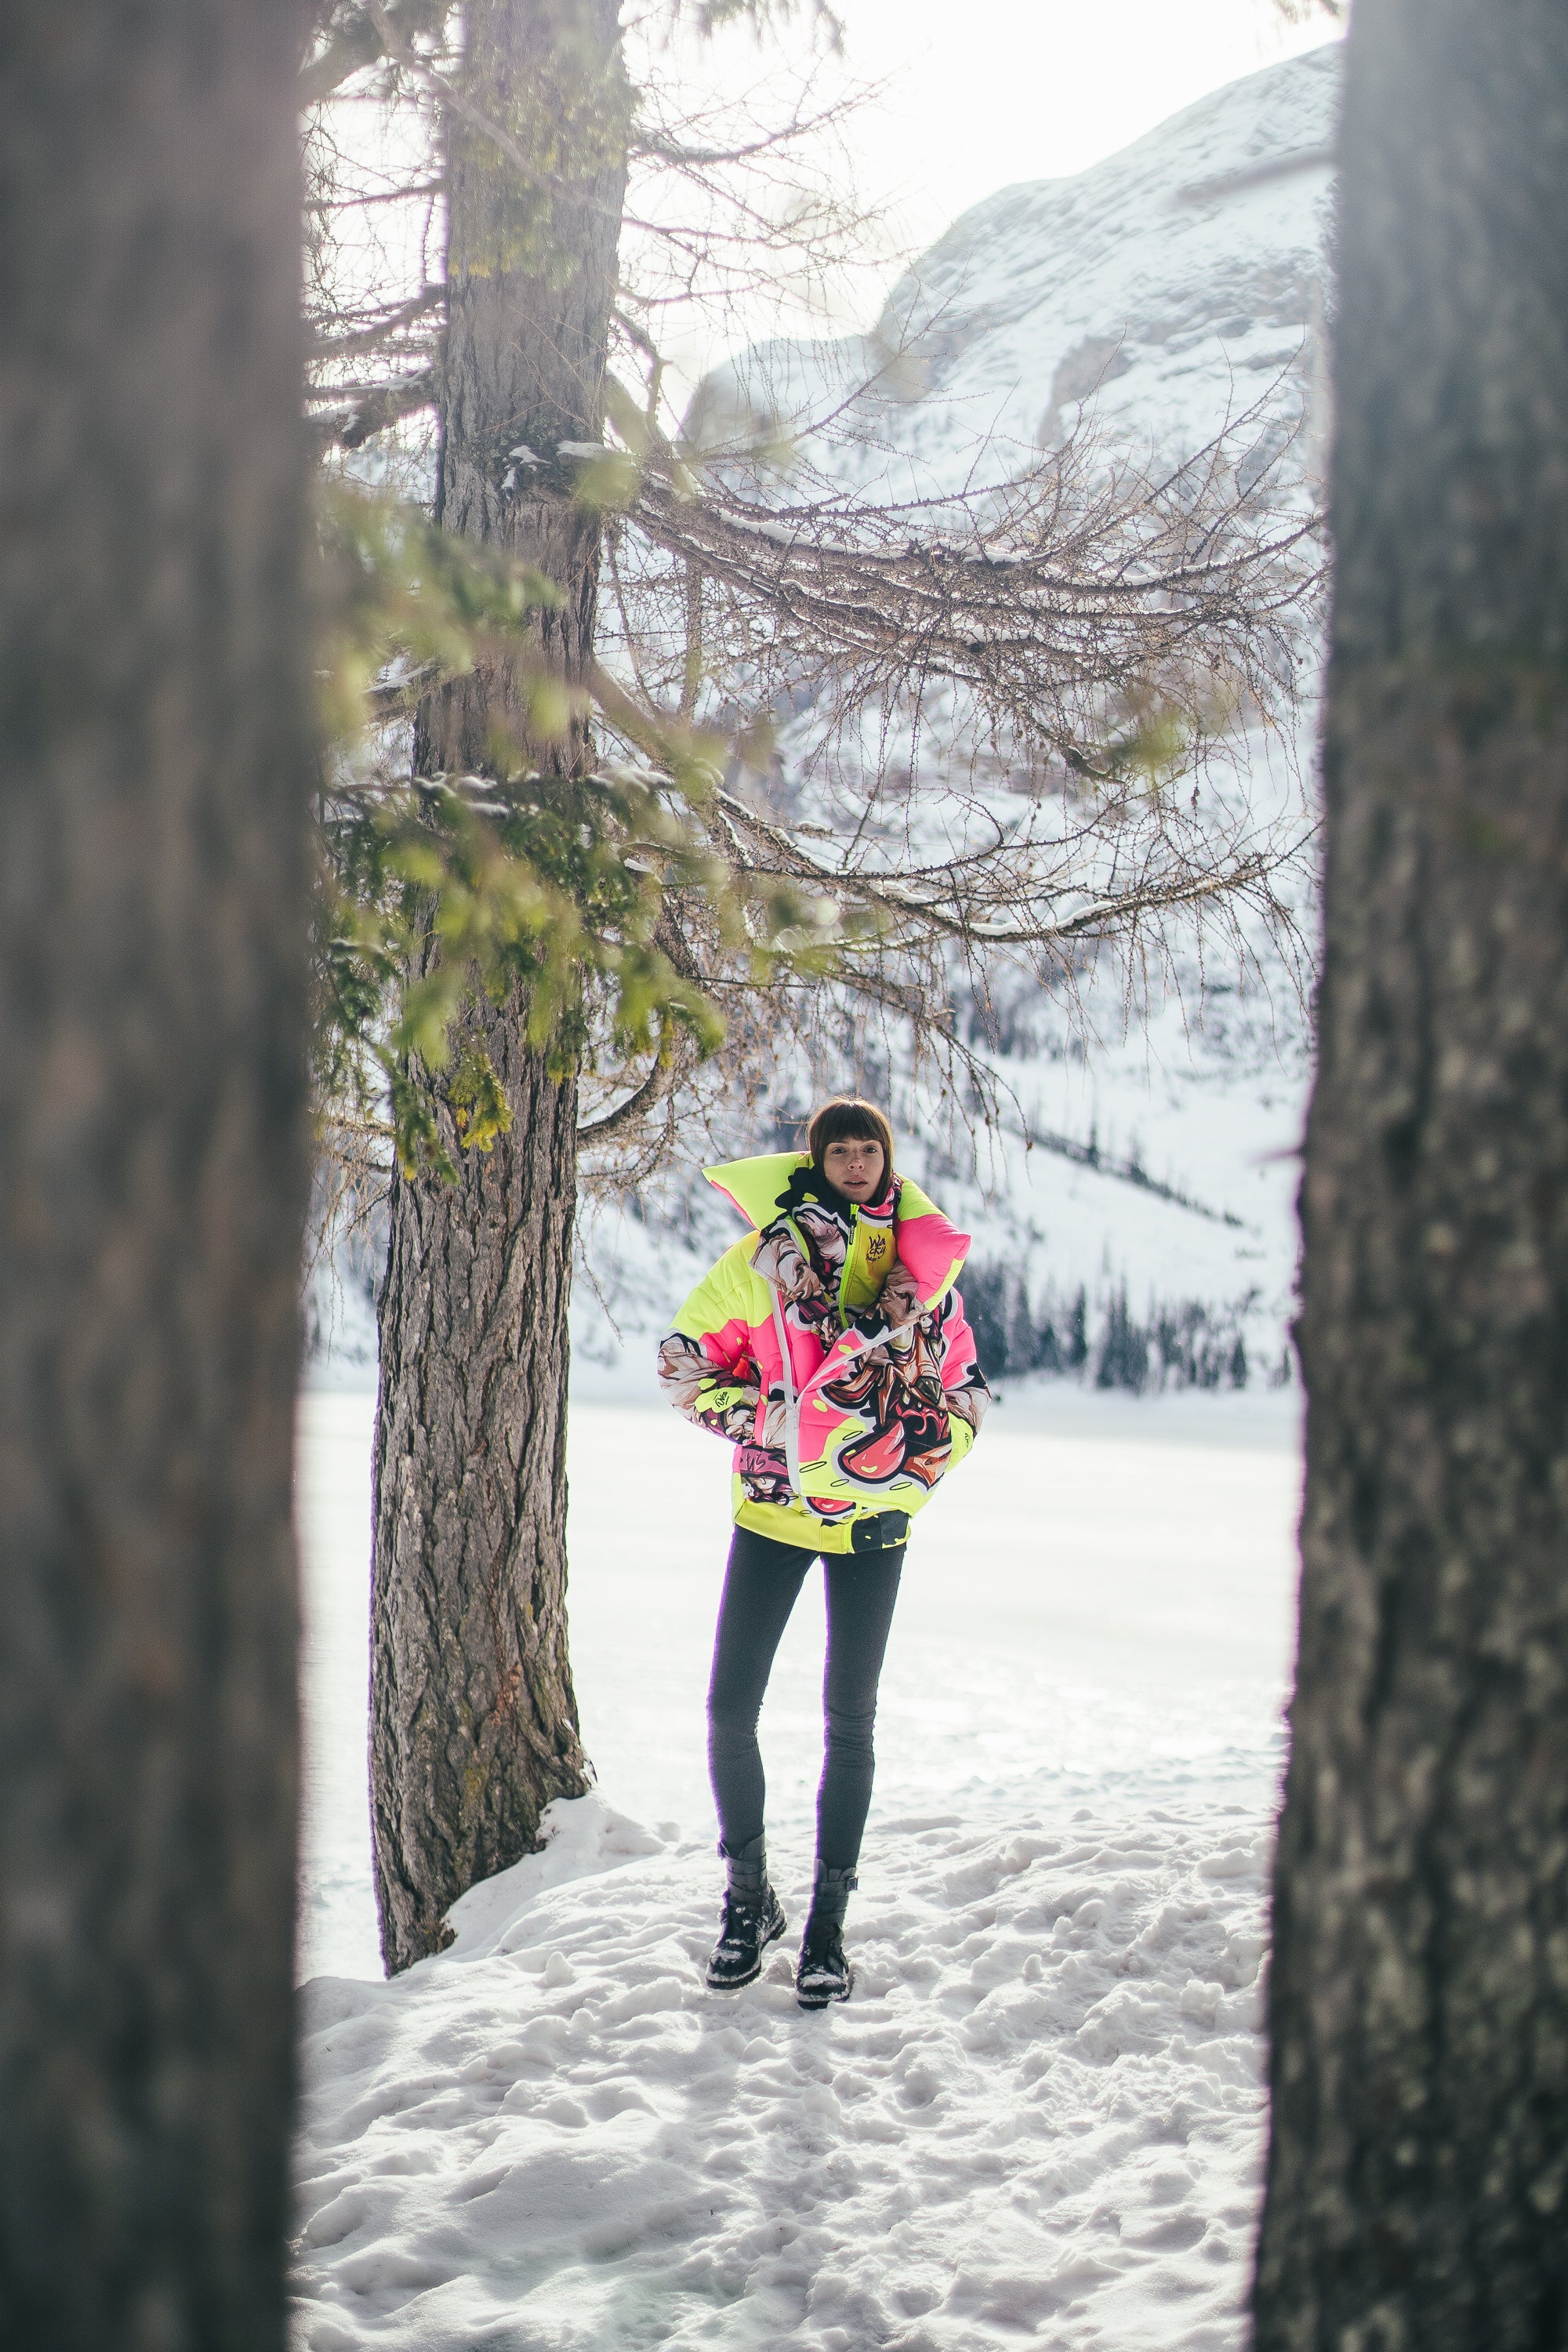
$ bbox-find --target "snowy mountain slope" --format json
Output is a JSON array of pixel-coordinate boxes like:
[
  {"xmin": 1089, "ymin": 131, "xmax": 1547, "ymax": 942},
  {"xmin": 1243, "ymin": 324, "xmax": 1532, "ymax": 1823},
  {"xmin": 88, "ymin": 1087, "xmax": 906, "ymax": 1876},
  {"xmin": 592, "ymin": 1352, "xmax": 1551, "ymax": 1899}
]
[
  {"xmin": 686, "ymin": 45, "xmax": 1338, "ymax": 493},
  {"xmin": 572, "ymin": 967, "xmax": 1308, "ymax": 1405},
  {"xmin": 568, "ymin": 51, "xmax": 1338, "ymax": 1397},
  {"xmin": 303, "ymin": 49, "xmax": 1338, "ymax": 1399}
]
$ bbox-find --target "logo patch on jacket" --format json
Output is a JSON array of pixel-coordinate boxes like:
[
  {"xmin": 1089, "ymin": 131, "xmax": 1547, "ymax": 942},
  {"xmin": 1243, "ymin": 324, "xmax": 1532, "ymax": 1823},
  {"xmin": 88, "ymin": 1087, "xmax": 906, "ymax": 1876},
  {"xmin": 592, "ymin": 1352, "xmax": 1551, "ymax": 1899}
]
[{"xmin": 866, "ymin": 1232, "xmax": 888, "ymax": 1261}]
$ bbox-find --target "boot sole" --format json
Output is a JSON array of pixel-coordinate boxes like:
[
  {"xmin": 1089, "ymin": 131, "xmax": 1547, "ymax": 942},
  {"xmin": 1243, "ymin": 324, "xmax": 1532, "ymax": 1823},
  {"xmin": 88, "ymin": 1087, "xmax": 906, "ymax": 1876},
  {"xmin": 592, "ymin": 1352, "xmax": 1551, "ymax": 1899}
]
[
  {"xmin": 706, "ymin": 1911, "xmax": 787, "ymax": 1992},
  {"xmin": 797, "ymin": 1962, "xmax": 855, "ymax": 2011}
]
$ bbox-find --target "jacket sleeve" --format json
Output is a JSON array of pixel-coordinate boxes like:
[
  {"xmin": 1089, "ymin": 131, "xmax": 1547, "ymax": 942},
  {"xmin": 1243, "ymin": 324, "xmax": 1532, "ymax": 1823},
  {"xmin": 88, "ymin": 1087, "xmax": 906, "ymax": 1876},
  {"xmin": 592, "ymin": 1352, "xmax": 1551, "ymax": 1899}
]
[
  {"xmin": 656, "ymin": 1240, "xmax": 763, "ymax": 1443},
  {"xmin": 936, "ymin": 1284, "xmax": 991, "ymax": 1467}
]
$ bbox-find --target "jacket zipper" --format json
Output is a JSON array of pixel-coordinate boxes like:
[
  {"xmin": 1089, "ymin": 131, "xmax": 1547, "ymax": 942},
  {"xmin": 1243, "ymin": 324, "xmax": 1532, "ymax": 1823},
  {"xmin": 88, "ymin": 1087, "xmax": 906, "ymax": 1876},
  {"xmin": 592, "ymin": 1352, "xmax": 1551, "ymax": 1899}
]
[
  {"xmin": 837, "ymin": 1203, "xmax": 857, "ymax": 1323},
  {"xmin": 766, "ymin": 1202, "xmax": 857, "ymax": 1497},
  {"xmin": 769, "ymin": 1290, "xmax": 803, "ymax": 1495}
]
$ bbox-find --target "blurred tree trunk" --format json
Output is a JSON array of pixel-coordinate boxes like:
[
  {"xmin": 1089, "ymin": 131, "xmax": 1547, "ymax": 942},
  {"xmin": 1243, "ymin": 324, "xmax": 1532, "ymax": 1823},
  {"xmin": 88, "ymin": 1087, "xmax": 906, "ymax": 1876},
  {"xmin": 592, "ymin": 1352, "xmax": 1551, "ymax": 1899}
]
[
  {"xmin": 0, "ymin": 4, "xmax": 311, "ymax": 2346},
  {"xmin": 1255, "ymin": 5, "xmax": 1568, "ymax": 2346},
  {"xmin": 371, "ymin": 0, "xmax": 627, "ymax": 1974}
]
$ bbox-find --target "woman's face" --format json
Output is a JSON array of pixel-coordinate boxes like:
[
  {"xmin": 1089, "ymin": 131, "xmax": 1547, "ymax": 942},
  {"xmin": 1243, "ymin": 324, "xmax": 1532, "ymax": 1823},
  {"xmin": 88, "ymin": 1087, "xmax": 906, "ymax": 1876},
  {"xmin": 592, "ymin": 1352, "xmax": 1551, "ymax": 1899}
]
[{"xmin": 821, "ymin": 1134, "xmax": 886, "ymax": 1202}]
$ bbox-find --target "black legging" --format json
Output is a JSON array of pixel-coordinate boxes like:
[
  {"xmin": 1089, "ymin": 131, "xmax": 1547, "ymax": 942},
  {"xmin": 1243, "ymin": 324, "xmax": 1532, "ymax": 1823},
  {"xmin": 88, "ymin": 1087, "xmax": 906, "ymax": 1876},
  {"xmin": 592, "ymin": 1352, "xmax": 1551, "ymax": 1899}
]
[{"xmin": 707, "ymin": 1525, "xmax": 904, "ymax": 1871}]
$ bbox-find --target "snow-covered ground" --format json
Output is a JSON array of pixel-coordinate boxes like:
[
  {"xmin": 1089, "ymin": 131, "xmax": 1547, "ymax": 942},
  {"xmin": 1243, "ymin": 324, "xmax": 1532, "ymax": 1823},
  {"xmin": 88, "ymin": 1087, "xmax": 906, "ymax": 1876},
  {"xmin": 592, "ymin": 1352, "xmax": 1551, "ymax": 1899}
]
[{"xmin": 292, "ymin": 1384, "xmax": 1301, "ymax": 2350}]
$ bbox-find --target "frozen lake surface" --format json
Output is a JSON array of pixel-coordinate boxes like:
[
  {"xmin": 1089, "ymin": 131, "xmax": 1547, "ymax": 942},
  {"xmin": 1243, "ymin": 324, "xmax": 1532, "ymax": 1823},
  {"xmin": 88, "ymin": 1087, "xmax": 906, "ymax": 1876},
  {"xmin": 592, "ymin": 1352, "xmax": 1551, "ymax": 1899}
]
[{"xmin": 292, "ymin": 1386, "xmax": 1301, "ymax": 2350}]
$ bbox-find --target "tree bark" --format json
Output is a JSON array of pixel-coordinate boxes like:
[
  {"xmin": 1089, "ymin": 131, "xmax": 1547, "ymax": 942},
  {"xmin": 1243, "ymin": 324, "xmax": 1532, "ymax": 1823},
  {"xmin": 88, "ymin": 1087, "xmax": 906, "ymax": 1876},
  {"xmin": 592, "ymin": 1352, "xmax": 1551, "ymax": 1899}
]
[
  {"xmin": 371, "ymin": 0, "xmax": 628, "ymax": 1974},
  {"xmin": 0, "ymin": 5, "xmax": 311, "ymax": 2347},
  {"xmin": 1255, "ymin": 6, "xmax": 1568, "ymax": 2347}
]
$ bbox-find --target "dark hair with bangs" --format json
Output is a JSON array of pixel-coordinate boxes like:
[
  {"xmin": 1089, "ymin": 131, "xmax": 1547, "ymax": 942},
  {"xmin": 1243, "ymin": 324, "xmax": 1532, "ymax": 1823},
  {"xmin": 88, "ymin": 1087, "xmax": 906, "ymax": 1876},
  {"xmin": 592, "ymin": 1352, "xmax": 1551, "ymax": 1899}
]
[{"xmin": 807, "ymin": 1097, "xmax": 895, "ymax": 1183}]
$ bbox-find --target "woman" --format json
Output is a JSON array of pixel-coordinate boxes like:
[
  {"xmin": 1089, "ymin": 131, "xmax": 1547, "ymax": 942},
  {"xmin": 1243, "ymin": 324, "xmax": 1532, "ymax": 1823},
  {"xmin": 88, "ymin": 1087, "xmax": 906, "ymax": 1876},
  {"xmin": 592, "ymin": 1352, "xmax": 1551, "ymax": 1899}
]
[{"xmin": 657, "ymin": 1098, "xmax": 989, "ymax": 2009}]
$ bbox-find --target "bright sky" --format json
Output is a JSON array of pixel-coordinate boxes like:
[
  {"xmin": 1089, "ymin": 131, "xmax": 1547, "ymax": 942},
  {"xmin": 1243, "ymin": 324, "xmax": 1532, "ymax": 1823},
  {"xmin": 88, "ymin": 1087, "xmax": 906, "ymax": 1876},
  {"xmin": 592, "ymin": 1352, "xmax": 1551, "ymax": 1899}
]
[
  {"xmin": 630, "ymin": 0, "xmax": 1341, "ymax": 393},
  {"xmin": 815, "ymin": 0, "xmax": 1337, "ymax": 241}
]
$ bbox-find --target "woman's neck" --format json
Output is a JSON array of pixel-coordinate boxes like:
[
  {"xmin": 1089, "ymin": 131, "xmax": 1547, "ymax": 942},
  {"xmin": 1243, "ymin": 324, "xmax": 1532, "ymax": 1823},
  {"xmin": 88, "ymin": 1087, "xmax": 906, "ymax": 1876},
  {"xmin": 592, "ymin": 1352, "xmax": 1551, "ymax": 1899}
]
[{"xmin": 814, "ymin": 1170, "xmax": 893, "ymax": 1215}]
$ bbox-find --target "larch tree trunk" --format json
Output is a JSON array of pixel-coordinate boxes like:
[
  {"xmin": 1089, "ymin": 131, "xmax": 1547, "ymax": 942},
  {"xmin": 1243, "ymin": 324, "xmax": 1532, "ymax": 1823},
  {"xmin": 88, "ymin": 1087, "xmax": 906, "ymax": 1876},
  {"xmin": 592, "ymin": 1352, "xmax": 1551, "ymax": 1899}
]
[
  {"xmin": 371, "ymin": 0, "xmax": 629, "ymax": 1974},
  {"xmin": 1254, "ymin": 5, "xmax": 1568, "ymax": 2347},
  {"xmin": 0, "ymin": 4, "xmax": 311, "ymax": 2347}
]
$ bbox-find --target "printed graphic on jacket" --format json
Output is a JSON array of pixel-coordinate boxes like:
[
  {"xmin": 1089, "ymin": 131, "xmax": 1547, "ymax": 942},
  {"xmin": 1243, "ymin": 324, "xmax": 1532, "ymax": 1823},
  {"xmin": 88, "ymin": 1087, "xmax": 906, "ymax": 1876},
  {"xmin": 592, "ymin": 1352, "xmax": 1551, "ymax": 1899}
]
[
  {"xmin": 751, "ymin": 1207, "xmax": 845, "ymax": 1338},
  {"xmin": 655, "ymin": 1331, "xmax": 757, "ymax": 1440},
  {"xmin": 818, "ymin": 1290, "xmax": 969, "ymax": 1491},
  {"xmin": 654, "ymin": 1332, "xmax": 795, "ymax": 1507},
  {"xmin": 732, "ymin": 1432, "xmax": 794, "ymax": 1510},
  {"xmin": 656, "ymin": 1152, "xmax": 990, "ymax": 1552}
]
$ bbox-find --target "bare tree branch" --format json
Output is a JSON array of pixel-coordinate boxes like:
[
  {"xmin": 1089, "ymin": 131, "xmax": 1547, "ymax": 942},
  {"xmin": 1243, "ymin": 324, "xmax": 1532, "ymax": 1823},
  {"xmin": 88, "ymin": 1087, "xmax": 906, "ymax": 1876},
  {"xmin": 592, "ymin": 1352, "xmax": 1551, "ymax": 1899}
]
[
  {"xmin": 308, "ymin": 282, "xmax": 445, "ymax": 363},
  {"xmin": 311, "ymin": 369, "xmax": 439, "ymax": 449}
]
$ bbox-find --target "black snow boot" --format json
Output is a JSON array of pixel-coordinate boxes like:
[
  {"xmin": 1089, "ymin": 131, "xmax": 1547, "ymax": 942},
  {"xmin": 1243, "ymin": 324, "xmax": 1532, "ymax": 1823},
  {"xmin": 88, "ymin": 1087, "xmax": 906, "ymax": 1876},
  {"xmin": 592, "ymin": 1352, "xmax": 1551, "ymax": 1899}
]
[
  {"xmin": 796, "ymin": 1863, "xmax": 858, "ymax": 2009},
  {"xmin": 706, "ymin": 1833, "xmax": 787, "ymax": 1991}
]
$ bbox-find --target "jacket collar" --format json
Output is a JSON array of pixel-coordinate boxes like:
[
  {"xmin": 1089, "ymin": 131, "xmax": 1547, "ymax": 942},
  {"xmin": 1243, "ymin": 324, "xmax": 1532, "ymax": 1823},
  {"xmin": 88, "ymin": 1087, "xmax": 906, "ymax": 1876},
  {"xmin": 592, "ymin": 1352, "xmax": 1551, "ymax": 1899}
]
[
  {"xmin": 703, "ymin": 1149, "xmax": 971, "ymax": 1312},
  {"xmin": 703, "ymin": 1151, "xmax": 897, "ymax": 1229}
]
